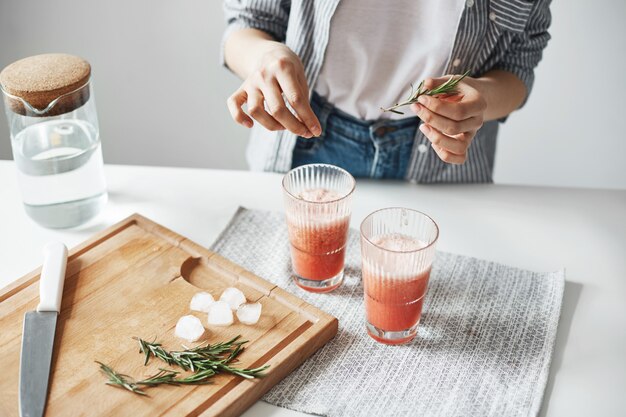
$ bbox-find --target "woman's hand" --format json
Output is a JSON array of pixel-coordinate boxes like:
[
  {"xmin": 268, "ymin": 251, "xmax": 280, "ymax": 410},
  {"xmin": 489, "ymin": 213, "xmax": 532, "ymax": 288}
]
[
  {"xmin": 411, "ymin": 76, "xmax": 487, "ymax": 164},
  {"xmin": 227, "ymin": 42, "xmax": 321, "ymax": 138}
]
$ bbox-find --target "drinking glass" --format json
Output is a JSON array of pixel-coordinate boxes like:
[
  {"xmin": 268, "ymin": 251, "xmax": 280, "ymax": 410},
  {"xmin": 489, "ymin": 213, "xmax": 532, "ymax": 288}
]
[
  {"xmin": 360, "ymin": 208, "xmax": 439, "ymax": 344},
  {"xmin": 282, "ymin": 164, "xmax": 355, "ymax": 293}
]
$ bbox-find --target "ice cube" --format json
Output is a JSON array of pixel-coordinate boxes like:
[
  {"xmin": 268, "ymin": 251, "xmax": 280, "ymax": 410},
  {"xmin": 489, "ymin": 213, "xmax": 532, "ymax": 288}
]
[
  {"xmin": 207, "ymin": 300, "xmax": 234, "ymax": 326},
  {"xmin": 371, "ymin": 233, "xmax": 427, "ymax": 251},
  {"xmin": 298, "ymin": 188, "xmax": 342, "ymax": 202},
  {"xmin": 174, "ymin": 315, "xmax": 205, "ymax": 342},
  {"xmin": 236, "ymin": 302, "xmax": 262, "ymax": 325},
  {"xmin": 219, "ymin": 287, "xmax": 247, "ymax": 310},
  {"xmin": 190, "ymin": 292, "xmax": 215, "ymax": 313}
]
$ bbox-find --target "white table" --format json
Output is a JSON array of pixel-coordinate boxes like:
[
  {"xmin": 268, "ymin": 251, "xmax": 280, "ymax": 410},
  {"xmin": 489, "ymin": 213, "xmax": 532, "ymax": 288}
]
[{"xmin": 1, "ymin": 161, "xmax": 624, "ymax": 417}]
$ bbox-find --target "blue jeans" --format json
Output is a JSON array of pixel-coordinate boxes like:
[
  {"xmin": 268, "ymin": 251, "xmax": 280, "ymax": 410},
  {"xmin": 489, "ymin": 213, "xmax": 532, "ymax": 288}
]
[{"xmin": 291, "ymin": 93, "xmax": 420, "ymax": 179}]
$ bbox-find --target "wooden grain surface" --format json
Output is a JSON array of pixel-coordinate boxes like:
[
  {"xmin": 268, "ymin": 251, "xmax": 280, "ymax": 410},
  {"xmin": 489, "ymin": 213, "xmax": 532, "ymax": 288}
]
[{"xmin": 0, "ymin": 214, "xmax": 338, "ymax": 417}]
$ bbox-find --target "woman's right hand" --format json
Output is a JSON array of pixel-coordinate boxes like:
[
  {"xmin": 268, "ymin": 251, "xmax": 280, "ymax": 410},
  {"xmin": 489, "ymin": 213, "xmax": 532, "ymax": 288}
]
[{"xmin": 227, "ymin": 42, "xmax": 321, "ymax": 138}]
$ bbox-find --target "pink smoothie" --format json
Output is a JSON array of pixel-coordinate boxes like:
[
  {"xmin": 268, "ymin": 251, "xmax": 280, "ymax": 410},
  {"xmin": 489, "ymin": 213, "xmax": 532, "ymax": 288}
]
[
  {"xmin": 363, "ymin": 234, "xmax": 431, "ymax": 344},
  {"xmin": 287, "ymin": 188, "xmax": 350, "ymax": 291}
]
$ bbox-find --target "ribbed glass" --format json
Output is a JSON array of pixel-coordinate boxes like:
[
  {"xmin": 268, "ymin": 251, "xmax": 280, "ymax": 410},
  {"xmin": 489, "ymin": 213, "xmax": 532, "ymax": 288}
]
[
  {"xmin": 360, "ymin": 207, "xmax": 439, "ymax": 344},
  {"xmin": 282, "ymin": 164, "xmax": 355, "ymax": 293}
]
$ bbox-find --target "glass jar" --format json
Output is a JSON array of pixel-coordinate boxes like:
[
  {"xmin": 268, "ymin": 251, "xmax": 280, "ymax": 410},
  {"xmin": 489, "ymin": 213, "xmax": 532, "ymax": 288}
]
[{"xmin": 0, "ymin": 53, "xmax": 107, "ymax": 228}]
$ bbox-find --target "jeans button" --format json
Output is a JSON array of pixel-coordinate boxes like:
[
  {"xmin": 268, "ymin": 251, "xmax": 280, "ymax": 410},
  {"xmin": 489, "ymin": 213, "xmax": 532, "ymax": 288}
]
[{"xmin": 374, "ymin": 126, "xmax": 388, "ymax": 136}]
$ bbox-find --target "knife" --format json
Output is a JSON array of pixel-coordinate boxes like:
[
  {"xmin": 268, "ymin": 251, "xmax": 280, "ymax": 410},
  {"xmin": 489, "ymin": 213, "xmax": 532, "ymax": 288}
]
[{"xmin": 19, "ymin": 242, "xmax": 68, "ymax": 417}]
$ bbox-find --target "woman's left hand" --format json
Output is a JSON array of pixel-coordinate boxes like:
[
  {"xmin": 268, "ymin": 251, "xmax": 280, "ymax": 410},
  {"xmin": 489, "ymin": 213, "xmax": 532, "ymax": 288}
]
[{"xmin": 411, "ymin": 76, "xmax": 487, "ymax": 164}]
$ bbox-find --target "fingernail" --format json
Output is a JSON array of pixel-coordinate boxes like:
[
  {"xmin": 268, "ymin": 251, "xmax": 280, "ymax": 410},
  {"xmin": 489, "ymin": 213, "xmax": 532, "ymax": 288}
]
[
  {"xmin": 418, "ymin": 96, "xmax": 428, "ymax": 105},
  {"xmin": 243, "ymin": 120, "xmax": 253, "ymax": 128},
  {"xmin": 310, "ymin": 125, "xmax": 322, "ymax": 136},
  {"xmin": 412, "ymin": 104, "xmax": 422, "ymax": 113},
  {"xmin": 420, "ymin": 124, "xmax": 430, "ymax": 134}
]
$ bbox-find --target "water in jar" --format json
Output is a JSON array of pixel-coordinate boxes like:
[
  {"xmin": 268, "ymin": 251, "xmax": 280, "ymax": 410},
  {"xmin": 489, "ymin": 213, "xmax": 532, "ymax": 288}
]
[{"xmin": 12, "ymin": 118, "xmax": 107, "ymax": 228}]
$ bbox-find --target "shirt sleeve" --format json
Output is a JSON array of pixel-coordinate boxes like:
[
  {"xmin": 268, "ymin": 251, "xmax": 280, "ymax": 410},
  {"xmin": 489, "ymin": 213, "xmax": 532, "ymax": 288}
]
[
  {"xmin": 493, "ymin": 0, "xmax": 552, "ymax": 107},
  {"xmin": 221, "ymin": 0, "xmax": 292, "ymax": 68}
]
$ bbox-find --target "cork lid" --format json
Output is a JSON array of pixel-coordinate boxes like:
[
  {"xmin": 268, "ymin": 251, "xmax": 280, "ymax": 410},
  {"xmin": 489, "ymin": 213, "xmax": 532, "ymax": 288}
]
[{"xmin": 0, "ymin": 53, "xmax": 91, "ymax": 117}]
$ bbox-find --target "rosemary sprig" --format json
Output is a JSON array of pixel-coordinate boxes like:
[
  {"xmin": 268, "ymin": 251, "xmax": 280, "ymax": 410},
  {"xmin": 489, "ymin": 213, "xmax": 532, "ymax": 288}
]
[
  {"xmin": 137, "ymin": 368, "xmax": 216, "ymax": 386},
  {"xmin": 136, "ymin": 336, "xmax": 269, "ymax": 379},
  {"xmin": 381, "ymin": 71, "xmax": 470, "ymax": 114},
  {"xmin": 97, "ymin": 336, "xmax": 270, "ymax": 396},
  {"xmin": 96, "ymin": 361, "xmax": 147, "ymax": 396},
  {"xmin": 135, "ymin": 336, "xmax": 267, "ymax": 378},
  {"xmin": 97, "ymin": 363, "xmax": 216, "ymax": 396}
]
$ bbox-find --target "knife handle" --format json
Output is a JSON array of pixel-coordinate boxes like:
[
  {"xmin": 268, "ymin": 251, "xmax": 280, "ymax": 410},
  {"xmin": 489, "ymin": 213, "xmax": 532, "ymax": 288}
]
[{"xmin": 37, "ymin": 242, "xmax": 68, "ymax": 313}]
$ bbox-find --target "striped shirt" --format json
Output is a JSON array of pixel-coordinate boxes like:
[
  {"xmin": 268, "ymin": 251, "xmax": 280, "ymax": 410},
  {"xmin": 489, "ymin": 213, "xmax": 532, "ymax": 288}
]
[{"xmin": 223, "ymin": 0, "xmax": 552, "ymax": 183}]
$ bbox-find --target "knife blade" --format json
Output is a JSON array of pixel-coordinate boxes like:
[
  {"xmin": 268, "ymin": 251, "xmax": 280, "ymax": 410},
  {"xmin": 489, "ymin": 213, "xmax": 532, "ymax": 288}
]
[{"xmin": 19, "ymin": 242, "xmax": 68, "ymax": 417}]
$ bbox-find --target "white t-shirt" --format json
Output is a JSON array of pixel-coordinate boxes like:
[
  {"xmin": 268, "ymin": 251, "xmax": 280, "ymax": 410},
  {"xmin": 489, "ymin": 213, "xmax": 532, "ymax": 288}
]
[{"xmin": 314, "ymin": 0, "xmax": 465, "ymax": 120}]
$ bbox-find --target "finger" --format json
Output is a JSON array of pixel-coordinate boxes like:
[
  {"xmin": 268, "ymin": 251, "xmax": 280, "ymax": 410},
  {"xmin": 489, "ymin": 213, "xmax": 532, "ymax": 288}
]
[
  {"xmin": 423, "ymin": 75, "xmax": 469, "ymax": 94},
  {"xmin": 419, "ymin": 123, "xmax": 469, "ymax": 156},
  {"xmin": 227, "ymin": 89, "xmax": 253, "ymax": 128},
  {"xmin": 246, "ymin": 89, "xmax": 284, "ymax": 131},
  {"xmin": 431, "ymin": 143, "xmax": 467, "ymax": 165},
  {"xmin": 411, "ymin": 103, "xmax": 482, "ymax": 136},
  {"xmin": 261, "ymin": 79, "xmax": 313, "ymax": 138},
  {"xmin": 276, "ymin": 70, "xmax": 322, "ymax": 136},
  {"xmin": 423, "ymin": 76, "xmax": 451, "ymax": 90},
  {"xmin": 436, "ymin": 93, "xmax": 464, "ymax": 103},
  {"xmin": 417, "ymin": 94, "xmax": 483, "ymax": 121}
]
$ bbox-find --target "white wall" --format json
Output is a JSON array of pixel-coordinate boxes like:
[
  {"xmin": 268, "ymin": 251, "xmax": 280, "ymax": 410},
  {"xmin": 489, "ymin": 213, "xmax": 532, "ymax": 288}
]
[
  {"xmin": 494, "ymin": 0, "xmax": 626, "ymax": 189},
  {"xmin": 0, "ymin": 0, "xmax": 248, "ymax": 170},
  {"xmin": 1, "ymin": 0, "xmax": 625, "ymax": 190}
]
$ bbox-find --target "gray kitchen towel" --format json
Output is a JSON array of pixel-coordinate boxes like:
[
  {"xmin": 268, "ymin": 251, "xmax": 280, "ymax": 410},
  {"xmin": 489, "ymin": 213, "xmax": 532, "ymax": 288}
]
[{"xmin": 211, "ymin": 208, "xmax": 565, "ymax": 417}]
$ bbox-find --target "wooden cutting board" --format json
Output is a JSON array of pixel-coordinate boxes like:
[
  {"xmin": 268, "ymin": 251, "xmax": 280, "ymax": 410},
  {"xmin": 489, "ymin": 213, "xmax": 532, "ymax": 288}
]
[{"xmin": 0, "ymin": 214, "xmax": 338, "ymax": 416}]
